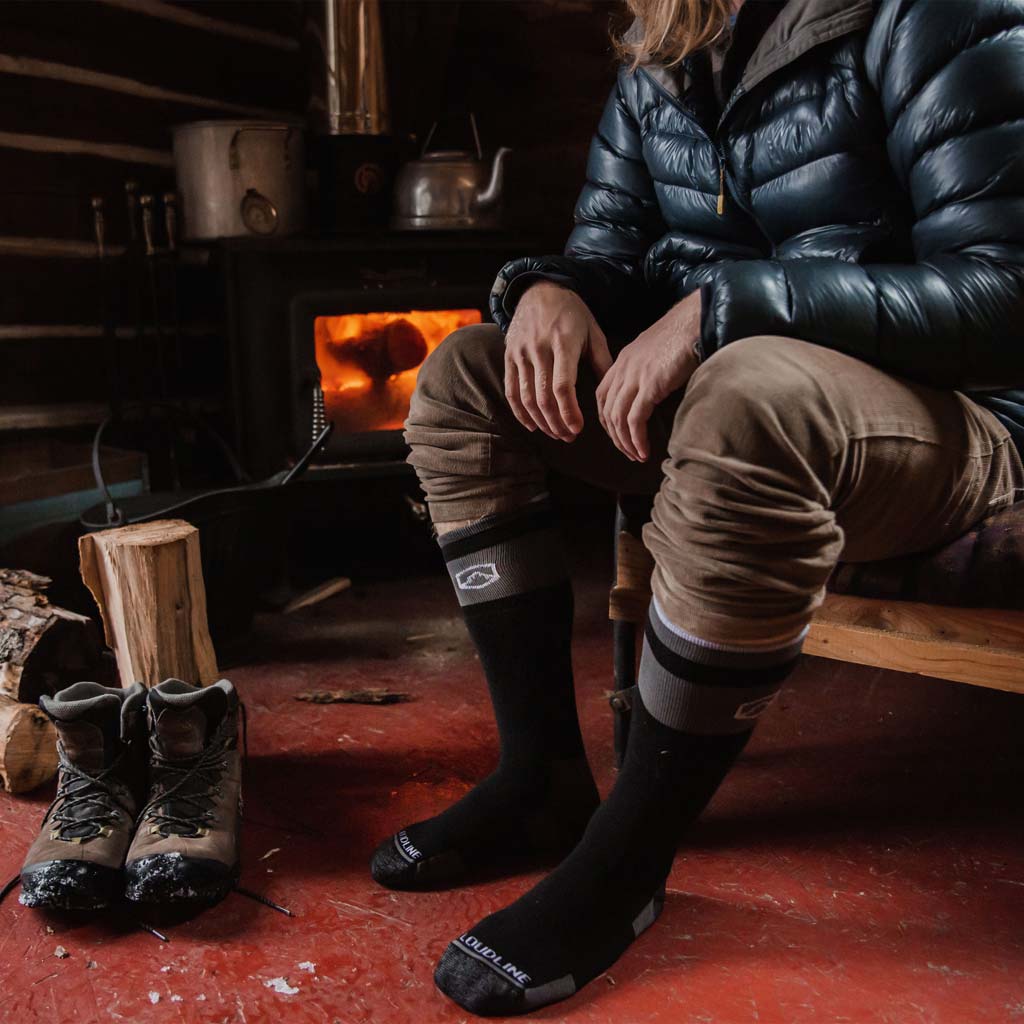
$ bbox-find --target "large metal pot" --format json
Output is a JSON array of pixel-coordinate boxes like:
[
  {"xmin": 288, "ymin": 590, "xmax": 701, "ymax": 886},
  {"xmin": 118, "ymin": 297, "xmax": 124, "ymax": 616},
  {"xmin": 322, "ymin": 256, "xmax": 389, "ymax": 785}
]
[{"xmin": 172, "ymin": 120, "xmax": 308, "ymax": 240}]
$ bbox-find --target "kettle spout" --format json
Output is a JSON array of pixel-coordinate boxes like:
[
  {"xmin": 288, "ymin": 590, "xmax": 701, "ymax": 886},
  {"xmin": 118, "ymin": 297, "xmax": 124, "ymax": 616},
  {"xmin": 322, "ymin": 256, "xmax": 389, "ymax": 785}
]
[{"xmin": 475, "ymin": 146, "xmax": 512, "ymax": 210}]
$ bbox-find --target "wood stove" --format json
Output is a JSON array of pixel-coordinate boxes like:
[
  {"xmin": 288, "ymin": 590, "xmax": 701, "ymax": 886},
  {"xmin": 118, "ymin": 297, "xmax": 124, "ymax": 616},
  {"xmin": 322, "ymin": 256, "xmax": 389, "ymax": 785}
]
[{"xmin": 216, "ymin": 232, "xmax": 551, "ymax": 478}]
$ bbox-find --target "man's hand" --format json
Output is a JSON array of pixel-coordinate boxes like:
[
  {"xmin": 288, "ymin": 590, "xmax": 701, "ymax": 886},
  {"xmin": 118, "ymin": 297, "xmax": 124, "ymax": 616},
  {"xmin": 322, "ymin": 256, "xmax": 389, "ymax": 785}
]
[
  {"xmin": 596, "ymin": 291, "xmax": 703, "ymax": 462},
  {"xmin": 504, "ymin": 282, "xmax": 613, "ymax": 442}
]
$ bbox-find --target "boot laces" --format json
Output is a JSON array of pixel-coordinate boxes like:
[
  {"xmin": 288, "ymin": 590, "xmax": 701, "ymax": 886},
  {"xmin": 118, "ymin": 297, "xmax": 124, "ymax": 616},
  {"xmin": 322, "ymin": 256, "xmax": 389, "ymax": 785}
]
[
  {"xmin": 139, "ymin": 725, "xmax": 231, "ymax": 837},
  {"xmin": 45, "ymin": 745, "xmax": 133, "ymax": 840}
]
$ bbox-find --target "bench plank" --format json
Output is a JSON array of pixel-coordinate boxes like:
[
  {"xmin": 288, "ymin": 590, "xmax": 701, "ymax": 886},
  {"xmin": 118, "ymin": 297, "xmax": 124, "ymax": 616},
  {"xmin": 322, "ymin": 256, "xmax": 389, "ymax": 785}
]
[{"xmin": 807, "ymin": 595, "xmax": 1024, "ymax": 694}]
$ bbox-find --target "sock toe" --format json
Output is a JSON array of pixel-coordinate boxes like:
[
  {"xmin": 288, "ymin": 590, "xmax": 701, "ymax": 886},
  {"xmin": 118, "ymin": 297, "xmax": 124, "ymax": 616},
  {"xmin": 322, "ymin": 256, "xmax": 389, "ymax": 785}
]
[
  {"xmin": 434, "ymin": 943, "xmax": 528, "ymax": 1017},
  {"xmin": 370, "ymin": 835, "xmax": 417, "ymax": 888},
  {"xmin": 371, "ymin": 833, "xmax": 467, "ymax": 891},
  {"xmin": 435, "ymin": 939, "xmax": 578, "ymax": 1017}
]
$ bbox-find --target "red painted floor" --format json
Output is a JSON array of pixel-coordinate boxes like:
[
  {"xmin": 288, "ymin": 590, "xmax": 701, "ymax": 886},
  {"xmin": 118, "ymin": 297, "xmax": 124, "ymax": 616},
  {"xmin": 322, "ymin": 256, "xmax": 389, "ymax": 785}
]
[{"xmin": 2, "ymin": 564, "xmax": 1024, "ymax": 1023}]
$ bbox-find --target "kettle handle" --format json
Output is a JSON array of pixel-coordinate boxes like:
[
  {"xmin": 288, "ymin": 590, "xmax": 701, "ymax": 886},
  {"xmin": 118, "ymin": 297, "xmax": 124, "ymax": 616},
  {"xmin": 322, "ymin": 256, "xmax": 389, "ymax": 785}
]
[
  {"xmin": 419, "ymin": 112, "xmax": 483, "ymax": 160},
  {"xmin": 469, "ymin": 112, "xmax": 482, "ymax": 161}
]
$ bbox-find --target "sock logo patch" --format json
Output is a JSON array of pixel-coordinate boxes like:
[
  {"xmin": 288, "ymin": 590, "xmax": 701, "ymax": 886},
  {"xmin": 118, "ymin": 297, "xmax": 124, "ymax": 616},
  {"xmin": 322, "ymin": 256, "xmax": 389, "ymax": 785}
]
[
  {"xmin": 454, "ymin": 563, "xmax": 500, "ymax": 591},
  {"xmin": 733, "ymin": 693, "xmax": 778, "ymax": 721},
  {"xmin": 457, "ymin": 934, "xmax": 532, "ymax": 987}
]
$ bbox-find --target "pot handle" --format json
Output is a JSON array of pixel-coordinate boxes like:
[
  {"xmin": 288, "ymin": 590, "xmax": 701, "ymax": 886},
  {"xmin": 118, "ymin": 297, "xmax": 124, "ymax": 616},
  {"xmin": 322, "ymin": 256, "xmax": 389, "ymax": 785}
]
[
  {"xmin": 228, "ymin": 125, "xmax": 293, "ymax": 171},
  {"xmin": 419, "ymin": 113, "xmax": 483, "ymax": 160}
]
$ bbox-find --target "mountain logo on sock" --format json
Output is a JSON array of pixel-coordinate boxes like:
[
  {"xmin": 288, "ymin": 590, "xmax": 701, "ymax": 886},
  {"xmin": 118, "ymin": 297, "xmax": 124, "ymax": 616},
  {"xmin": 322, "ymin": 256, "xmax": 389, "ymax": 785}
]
[
  {"xmin": 733, "ymin": 693, "xmax": 778, "ymax": 720},
  {"xmin": 455, "ymin": 563, "xmax": 500, "ymax": 591},
  {"xmin": 457, "ymin": 934, "xmax": 532, "ymax": 987}
]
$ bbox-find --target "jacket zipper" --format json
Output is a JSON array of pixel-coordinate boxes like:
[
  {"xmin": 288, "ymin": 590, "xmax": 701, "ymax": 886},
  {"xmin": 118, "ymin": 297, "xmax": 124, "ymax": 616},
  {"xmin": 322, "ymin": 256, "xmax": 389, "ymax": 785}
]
[{"xmin": 639, "ymin": 67, "xmax": 773, "ymax": 249}]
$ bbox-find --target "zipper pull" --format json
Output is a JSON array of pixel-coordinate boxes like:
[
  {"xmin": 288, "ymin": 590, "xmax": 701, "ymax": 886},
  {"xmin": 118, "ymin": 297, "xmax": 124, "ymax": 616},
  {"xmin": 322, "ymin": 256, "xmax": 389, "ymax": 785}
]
[{"xmin": 717, "ymin": 163, "xmax": 726, "ymax": 215}]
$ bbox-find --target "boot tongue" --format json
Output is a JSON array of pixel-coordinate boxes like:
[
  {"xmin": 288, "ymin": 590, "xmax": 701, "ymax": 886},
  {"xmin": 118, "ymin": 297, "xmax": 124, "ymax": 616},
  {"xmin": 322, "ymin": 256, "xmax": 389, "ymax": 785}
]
[
  {"xmin": 147, "ymin": 680, "xmax": 232, "ymax": 837},
  {"xmin": 41, "ymin": 683, "xmax": 124, "ymax": 771},
  {"xmin": 149, "ymin": 680, "xmax": 227, "ymax": 759}
]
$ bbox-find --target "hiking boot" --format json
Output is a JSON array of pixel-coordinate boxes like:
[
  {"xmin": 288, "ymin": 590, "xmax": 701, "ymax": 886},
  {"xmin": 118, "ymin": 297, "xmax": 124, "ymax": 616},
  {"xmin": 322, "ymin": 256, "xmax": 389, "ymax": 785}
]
[
  {"xmin": 20, "ymin": 682, "xmax": 147, "ymax": 910},
  {"xmin": 124, "ymin": 678, "xmax": 242, "ymax": 905}
]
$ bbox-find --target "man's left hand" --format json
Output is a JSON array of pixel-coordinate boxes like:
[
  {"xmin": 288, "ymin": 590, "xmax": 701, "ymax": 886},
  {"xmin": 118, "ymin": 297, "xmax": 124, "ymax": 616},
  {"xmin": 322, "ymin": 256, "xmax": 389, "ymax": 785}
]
[{"xmin": 596, "ymin": 290, "xmax": 703, "ymax": 461}]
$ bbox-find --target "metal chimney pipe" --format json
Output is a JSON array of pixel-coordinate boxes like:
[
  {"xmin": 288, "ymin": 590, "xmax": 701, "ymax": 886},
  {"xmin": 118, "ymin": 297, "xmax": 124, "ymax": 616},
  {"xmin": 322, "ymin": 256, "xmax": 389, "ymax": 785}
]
[{"xmin": 323, "ymin": 0, "xmax": 389, "ymax": 135}]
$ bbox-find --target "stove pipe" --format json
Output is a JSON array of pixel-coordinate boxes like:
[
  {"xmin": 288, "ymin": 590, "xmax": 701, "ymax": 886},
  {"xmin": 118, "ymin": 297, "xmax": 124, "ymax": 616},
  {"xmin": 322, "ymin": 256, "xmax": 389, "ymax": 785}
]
[{"xmin": 323, "ymin": 0, "xmax": 389, "ymax": 135}]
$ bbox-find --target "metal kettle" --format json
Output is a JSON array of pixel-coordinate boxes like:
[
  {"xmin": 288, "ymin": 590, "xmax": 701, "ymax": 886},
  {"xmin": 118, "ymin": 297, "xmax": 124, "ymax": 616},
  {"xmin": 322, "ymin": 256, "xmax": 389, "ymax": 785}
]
[{"xmin": 392, "ymin": 116, "xmax": 511, "ymax": 230}]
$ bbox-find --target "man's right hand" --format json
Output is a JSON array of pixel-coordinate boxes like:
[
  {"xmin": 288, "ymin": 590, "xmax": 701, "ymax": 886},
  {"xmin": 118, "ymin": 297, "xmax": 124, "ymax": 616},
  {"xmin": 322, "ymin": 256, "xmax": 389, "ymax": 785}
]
[{"xmin": 503, "ymin": 281, "xmax": 613, "ymax": 442}]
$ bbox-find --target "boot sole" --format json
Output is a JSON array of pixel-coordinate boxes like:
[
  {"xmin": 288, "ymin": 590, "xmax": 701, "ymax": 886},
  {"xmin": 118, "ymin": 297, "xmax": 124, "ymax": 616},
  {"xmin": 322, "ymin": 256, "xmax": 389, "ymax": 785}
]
[
  {"xmin": 124, "ymin": 853, "xmax": 239, "ymax": 906},
  {"xmin": 20, "ymin": 860, "xmax": 120, "ymax": 911}
]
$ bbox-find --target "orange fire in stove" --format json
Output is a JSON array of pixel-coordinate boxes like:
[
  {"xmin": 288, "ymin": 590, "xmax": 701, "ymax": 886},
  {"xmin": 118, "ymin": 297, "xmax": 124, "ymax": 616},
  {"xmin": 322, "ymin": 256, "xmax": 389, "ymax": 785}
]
[{"xmin": 315, "ymin": 309, "xmax": 482, "ymax": 433}]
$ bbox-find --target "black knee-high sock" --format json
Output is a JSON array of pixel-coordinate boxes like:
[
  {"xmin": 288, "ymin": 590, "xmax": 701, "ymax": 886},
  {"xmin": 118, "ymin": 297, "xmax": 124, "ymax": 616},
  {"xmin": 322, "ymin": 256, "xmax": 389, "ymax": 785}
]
[
  {"xmin": 371, "ymin": 500, "xmax": 599, "ymax": 890},
  {"xmin": 433, "ymin": 600, "xmax": 803, "ymax": 1016}
]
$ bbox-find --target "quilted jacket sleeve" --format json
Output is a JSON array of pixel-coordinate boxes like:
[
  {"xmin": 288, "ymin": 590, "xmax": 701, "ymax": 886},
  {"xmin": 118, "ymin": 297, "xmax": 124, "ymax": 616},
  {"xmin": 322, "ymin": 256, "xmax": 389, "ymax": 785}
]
[
  {"xmin": 700, "ymin": 0, "xmax": 1024, "ymax": 390},
  {"xmin": 490, "ymin": 69, "xmax": 666, "ymax": 335}
]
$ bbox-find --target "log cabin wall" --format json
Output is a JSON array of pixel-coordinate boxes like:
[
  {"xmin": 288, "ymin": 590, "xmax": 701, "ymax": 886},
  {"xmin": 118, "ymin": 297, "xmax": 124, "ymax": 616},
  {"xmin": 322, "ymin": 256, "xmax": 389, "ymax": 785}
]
[
  {"xmin": 0, "ymin": 0, "xmax": 618, "ymax": 440},
  {"xmin": 0, "ymin": 0, "xmax": 306, "ymax": 433}
]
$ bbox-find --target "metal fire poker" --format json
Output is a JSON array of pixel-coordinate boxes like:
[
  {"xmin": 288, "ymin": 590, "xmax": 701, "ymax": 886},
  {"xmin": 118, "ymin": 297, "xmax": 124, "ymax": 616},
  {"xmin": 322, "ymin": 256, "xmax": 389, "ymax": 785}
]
[
  {"xmin": 140, "ymin": 193, "xmax": 180, "ymax": 489},
  {"xmin": 162, "ymin": 192, "xmax": 184, "ymax": 377},
  {"xmin": 91, "ymin": 196, "xmax": 122, "ymax": 419}
]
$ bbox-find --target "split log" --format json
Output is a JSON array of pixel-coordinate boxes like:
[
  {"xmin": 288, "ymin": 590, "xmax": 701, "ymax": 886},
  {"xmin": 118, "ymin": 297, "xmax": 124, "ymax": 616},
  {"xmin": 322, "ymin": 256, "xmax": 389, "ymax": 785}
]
[
  {"xmin": 0, "ymin": 695, "xmax": 57, "ymax": 794},
  {"xmin": 0, "ymin": 568, "xmax": 101, "ymax": 705},
  {"xmin": 79, "ymin": 519, "xmax": 218, "ymax": 689}
]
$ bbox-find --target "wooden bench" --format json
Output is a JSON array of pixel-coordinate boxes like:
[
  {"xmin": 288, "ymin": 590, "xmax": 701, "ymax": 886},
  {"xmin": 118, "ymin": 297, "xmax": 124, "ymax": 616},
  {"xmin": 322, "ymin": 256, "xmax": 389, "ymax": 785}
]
[{"xmin": 609, "ymin": 498, "xmax": 1024, "ymax": 707}]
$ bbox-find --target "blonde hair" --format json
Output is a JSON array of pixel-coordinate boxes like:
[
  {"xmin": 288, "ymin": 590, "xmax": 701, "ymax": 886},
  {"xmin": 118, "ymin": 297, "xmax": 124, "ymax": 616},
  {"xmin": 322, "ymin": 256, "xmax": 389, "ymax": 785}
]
[{"xmin": 616, "ymin": 0, "xmax": 736, "ymax": 68}]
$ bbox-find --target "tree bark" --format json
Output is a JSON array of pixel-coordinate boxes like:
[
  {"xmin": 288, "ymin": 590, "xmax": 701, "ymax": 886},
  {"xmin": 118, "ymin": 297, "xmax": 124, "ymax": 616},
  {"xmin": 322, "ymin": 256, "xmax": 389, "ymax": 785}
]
[
  {"xmin": 78, "ymin": 519, "xmax": 219, "ymax": 688},
  {"xmin": 0, "ymin": 568, "xmax": 99, "ymax": 705},
  {"xmin": 0, "ymin": 568, "xmax": 95, "ymax": 793}
]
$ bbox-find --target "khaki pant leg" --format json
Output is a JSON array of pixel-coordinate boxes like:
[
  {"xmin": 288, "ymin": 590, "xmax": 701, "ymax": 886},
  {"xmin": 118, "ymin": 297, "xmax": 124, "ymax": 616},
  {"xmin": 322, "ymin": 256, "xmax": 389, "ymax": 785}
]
[
  {"xmin": 404, "ymin": 323, "xmax": 670, "ymax": 523},
  {"xmin": 644, "ymin": 335, "xmax": 1024, "ymax": 648}
]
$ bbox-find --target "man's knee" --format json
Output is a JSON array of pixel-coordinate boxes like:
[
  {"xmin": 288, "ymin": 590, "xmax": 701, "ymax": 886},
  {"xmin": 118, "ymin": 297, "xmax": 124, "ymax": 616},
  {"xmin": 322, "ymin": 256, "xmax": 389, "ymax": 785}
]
[
  {"xmin": 671, "ymin": 335, "xmax": 837, "ymax": 471},
  {"xmin": 685, "ymin": 336, "xmax": 818, "ymax": 421},
  {"xmin": 412, "ymin": 322, "xmax": 505, "ymax": 410}
]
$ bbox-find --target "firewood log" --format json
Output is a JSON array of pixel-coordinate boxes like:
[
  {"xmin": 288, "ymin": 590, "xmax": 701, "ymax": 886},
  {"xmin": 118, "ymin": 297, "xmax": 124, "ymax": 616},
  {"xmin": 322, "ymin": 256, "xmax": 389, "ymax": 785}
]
[
  {"xmin": 0, "ymin": 568, "xmax": 99, "ymax": 705},
  {"xmin": 78, "ymin": 519, "xmax": 218, "ymax": 688},
  {"xmin": 0, "ymin": 568, "xmax": 101, "ymax": 793},
  {"xmin": 0, "ymin": 695, "xmax": 57, "ymax": 794}
]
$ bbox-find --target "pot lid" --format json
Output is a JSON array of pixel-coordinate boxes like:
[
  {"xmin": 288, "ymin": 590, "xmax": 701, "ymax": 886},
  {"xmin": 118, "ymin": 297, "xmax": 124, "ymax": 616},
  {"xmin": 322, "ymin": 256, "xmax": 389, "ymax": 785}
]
[{"xmin": 172, "ymin": 119, "xmax": 304, "ymax": 135}]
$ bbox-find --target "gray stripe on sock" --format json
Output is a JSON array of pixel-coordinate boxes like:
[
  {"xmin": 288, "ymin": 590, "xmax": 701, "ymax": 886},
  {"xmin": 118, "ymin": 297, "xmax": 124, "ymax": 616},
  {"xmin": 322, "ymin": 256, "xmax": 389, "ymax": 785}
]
[
  {"xmin": 445, "ymin": 526, "xmax": 566, "ymax": 607},
  {"xmin": 523, "ymin": 975, "xmax": 576, "ymax": 1010},
  {"xmin": 632, "ymin": 895, "xmax": 659, "ymax": 937},
  {"xmin": 638, "ymin": 637, "xmax": 783, "ymax": 735},
  {"xmin": 648, "ymin": 605, "xmax": 803, "ymax": 669}
]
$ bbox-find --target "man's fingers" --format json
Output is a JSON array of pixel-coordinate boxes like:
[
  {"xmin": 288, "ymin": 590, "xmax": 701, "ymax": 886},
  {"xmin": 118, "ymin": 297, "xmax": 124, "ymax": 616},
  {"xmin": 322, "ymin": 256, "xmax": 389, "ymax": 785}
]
[
  {"xmin": 626, "ymin": 394, "xmax": 654, "ymax": 462},
  {"xmin": 504, "ymin": 353, "xmax": 535, "ymax": 432},
  {"xmin": 551, "ymin": 346, "xmax": 583, "ymax": 438},
  {"xmin": 609, "ymin": 385, "xmax": 642, "ymax": 461},
  {"xmin": 517, "ymin": 359, "xmax": 551, "ymax": 438},
  {"xmin": 596, "ymin": 370, "xmax": 619, "ymax": 436},
  {"xmin": 532, "ymin": 350, "xmax": 573, "ymax": 438}
]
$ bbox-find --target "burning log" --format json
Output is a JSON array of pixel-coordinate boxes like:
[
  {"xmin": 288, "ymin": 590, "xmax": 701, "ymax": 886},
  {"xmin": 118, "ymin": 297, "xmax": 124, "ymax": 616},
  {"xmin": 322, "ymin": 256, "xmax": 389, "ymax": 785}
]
[
  {"xmin": 324, "ymin": 318, "xmax": 428, "ymax": 382},
  {"xmin": 79, "ymin": 519, "xmax": 218, "ymax": 688}
]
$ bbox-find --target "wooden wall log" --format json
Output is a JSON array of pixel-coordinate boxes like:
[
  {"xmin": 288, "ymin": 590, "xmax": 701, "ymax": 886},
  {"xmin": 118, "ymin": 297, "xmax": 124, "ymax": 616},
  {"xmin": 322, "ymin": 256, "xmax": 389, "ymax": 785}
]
[
  {"xmin": 78, "ymin": 519, "xmax": 218, "ymax": 688},
  {"xmin": 0, "ymin": 695, "xmax": 57, "ymax": 793}
]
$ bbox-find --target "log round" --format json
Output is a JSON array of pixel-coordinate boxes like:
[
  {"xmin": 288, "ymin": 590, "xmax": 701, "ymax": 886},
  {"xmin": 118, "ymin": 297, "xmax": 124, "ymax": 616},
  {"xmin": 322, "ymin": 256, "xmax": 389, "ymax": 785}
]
[
  {"xmin": 0, "ymin": 695, "xmax": 57, "ymax": 794},
  {"xmin": 78, "ymin": 519, "xmax": 218, "ymax": 688}
]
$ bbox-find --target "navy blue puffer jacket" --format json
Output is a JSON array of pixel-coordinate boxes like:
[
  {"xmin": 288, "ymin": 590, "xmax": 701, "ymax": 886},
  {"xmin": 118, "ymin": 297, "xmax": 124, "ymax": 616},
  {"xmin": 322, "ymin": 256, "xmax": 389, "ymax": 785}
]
[{"xmin": 490, "ymin": 0, "xmax": 1024, "ymax": 444}]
